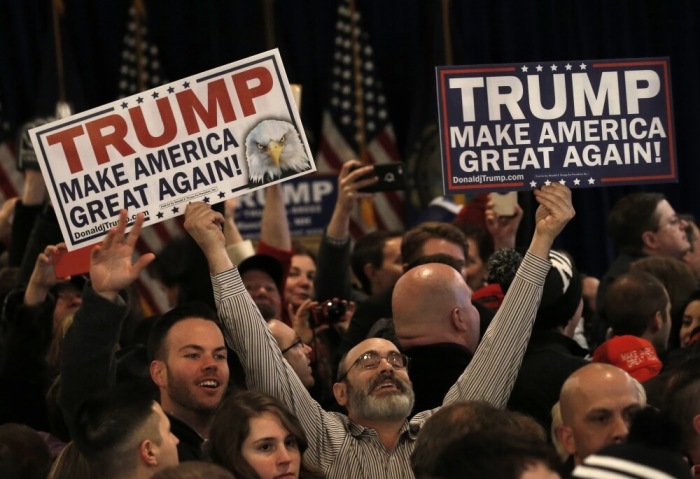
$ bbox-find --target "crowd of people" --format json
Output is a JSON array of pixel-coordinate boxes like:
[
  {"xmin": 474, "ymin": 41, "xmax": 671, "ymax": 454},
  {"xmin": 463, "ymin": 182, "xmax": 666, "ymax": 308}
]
[{"xmin": 1, "ymin": 159, "xmax": 700, "ymax": 479}]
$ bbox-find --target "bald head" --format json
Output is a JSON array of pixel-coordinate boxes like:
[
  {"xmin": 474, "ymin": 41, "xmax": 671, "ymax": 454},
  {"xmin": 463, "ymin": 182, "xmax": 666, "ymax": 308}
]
[
  {"xmin": 558, "ymin": 363, "xmax": 643, "ymax": 464},
  {"xmin": 392, "ymin": 263, "xmax": 479, "ymax": 351}
]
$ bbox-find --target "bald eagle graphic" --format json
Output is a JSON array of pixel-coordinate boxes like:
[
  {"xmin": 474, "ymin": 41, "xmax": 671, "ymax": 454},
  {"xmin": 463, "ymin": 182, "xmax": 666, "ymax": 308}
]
[{"xmin": 245, "ymin": 119, "xmax": 311, "ymax": 185}]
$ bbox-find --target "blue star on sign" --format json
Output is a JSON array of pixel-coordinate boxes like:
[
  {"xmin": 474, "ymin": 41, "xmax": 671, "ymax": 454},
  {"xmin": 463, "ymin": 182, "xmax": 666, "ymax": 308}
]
[
  {"xmin": 203, "ymin": 197, "xmax": 210, "ymax": 204},
  {"xmin": 156, "ymin": 212, "xmax": 164, "ymax": 219},
  {"xmin": 167, "ymin": 86, "xmax": 175, "ymax": 94},
  {"xmin": 183, "ymin": 81, "xmax": 190, "ymax": 89},
  {"xmin": 172, "ymin": 207, "xmax": 179, "ymax": 214},
  {"xmin": 152, "ymin": 92, "xmax": 159, "ymax": 99},
  {"xmin": 120, "ymin": 102, "xmax": 128, "ymax": 109},
  {"xmin": 136, "ymin": 97, "xmax": 144, "ymax": 104}
]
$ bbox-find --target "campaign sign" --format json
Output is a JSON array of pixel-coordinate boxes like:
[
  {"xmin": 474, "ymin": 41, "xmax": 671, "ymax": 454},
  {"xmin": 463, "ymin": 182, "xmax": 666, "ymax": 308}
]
[
  {"xmin": 234, "ymin": 174, "xmax": 338, "ymax": 238},
  {"xmin": 29, "ymin": 49, "xmax": 316, "ymax": 250},
  {"xmin": 436, "ymin": 58, "xmax": 676, "ymax": 194}
]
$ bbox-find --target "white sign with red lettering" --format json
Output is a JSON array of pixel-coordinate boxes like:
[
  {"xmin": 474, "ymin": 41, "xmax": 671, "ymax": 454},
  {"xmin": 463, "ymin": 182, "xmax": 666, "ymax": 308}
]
[{"xmin": 30, "ymin": 49, "xmax": 315, "ymax": 250}]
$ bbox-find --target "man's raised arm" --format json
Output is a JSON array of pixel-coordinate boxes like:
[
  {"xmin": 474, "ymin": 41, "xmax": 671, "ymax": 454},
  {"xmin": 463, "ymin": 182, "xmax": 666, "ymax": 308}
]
[
  {"xmin": 439, "ymin": 184, "xmax": 575, "ymax": 409},
  {"xmin": 59, "ymin": 211, "xmax": 154, "ymax": 429},
  {"xmin": 184, "ymin": 202, "xmax": 345, "ymax": 469}
]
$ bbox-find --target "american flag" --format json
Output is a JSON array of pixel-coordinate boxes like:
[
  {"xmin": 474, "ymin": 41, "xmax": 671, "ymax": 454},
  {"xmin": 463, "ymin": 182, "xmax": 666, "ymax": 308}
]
[
  {"xmin": 117, "ymin": 4, "xmax": 164, "ymax": 98},
  {"xmin": 116, "ymin": 1, "xmax": 174, "ymax": 315},
  {"xmin": 316, "ymin": 0, "xmax": 405, "ymax": 236}
]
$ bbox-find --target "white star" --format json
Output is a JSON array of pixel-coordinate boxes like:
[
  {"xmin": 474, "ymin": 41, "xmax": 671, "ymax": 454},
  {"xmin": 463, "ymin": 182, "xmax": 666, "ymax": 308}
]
[
  {"xmin": 565, "ymin": 63, "xmax": 572, "ymax": 71},
  {"xmin": 550, "ymin": 64, "xmax": 558, "ymax": 71},
  {"xmin": 530, "ymin": 181, "xmax": 537, "ymax": 188},
  {"xmin": 536, "ymin": 65, "xmax": 544, "ymax": 72},
  {"xmin": 521, "ymin": 65, "xmax": 529, "ymax": 72},
  {"xmin": 588, "ymin": 177, "xmax": 595, "ymax": 184},
  {"xmin": 579, "ymin": 63, "xmax": 587, "ymax": 70},
  {"xmin": 573, "ymin": 178, "xmax": 581, "ymax": 185},
  {"xmin": 559, "ymin": 179, "xmax": 566, "ymax": 185},
  {"xmin": 544, "ymin": 180, "xmax": 552, "ymax": 186}
]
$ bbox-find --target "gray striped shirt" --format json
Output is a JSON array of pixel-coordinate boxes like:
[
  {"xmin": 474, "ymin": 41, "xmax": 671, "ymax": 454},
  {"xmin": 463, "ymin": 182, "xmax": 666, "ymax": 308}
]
[{"xmin": 213, "ymin": 251, "xmax": 550, "ymax": 479}]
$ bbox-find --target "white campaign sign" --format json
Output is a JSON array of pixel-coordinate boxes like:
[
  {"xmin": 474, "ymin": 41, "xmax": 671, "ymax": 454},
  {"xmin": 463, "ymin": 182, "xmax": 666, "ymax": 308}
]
[{"xmin": 30, "ymin": 49, "xmax": 315, "ymax": 250}]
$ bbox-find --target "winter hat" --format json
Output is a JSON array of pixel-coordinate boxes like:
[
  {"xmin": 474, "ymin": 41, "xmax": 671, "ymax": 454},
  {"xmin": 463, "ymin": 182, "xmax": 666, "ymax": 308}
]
[
  {"xmin": 572, "ymin": 444, "xmax": 691, "ymax": 479},
  {"xmin": 535, "ymin": 250, "xmax": 583, "ymax": 330},
  {"xmin": 592, "ymin": 335, "xmax": 663, "ymax": 382},
  {"xmin": 237, "ymin": 254, "xmax": 284, "ymax": 292},
  {"xmin": 471, "ymin": 283, "xmax": 505, "ymax": 312}
]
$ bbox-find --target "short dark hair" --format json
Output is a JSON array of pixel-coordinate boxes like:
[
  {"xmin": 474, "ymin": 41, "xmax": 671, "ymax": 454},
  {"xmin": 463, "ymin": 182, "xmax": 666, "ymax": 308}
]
[
  {"xmin": 605, "ymin": 271, "xmax": 669, "ymax": 337},
  {"xmin": 660, "ymin": 357, "xmax": 700, "ymax": 456},
  {"xmin": 401, "ymin": 222, "xmax": 468, "ymax": 266},
  {"xmin": 607, "ymin": 192, "xmax": 664, "ymax": 255},
  {"xmin": 458, "ymin": 224, "xmax": 494, "ymax": 264},
  {"xmin": 147, "ymin": 301, "xmax": 221, "ymax": 361},
  {"xmin": 73, "ymin": 384, "xmax": 161, "ymax": 479},
  {"xmin": 351, "ymin": 230, "xmax": 402, "ymax": 294},
  {"xmin": 152, "ymin": 461, "xmax": 235, "ymax": 479},
  {"xmin": 207, "ymin": 390, "xmax": 323, "ymax": 479},
  {"xmin": 423, "ymin": 430, "xmax": 559, "ymax": 479},
  {"xmin": 0, "ymin": 423, "xmax": 51, "ymax": 479},
  {"xmin": 405, "ymin": 253, "xmax": 465, "ymax": 274},
  {"xmin": 411, "ymin": 402, "xmax": 546, "ymax": 476}
]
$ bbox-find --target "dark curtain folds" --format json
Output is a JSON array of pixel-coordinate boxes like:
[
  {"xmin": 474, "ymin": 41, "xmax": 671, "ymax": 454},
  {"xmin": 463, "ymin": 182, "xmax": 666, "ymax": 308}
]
[{"xmin": 1, "ymin": 0, "xmax": 698, "ymax": 277}]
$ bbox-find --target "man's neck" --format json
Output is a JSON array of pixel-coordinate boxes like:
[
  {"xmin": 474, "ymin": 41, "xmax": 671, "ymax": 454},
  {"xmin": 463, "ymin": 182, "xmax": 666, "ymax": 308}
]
[
  {"xmin": 351, "ymin": 415, "xmax": 406, "ymax": 452},
  {"xmin": 162, "ymin": 399, "xmax": 212, "ymax": 439}
]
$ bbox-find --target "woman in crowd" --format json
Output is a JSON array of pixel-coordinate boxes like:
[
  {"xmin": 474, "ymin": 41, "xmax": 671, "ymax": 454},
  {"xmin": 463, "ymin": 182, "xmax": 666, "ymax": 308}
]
[{"xmin": 207, "ymin": 390, "xmax": 324, "ymax": 479}]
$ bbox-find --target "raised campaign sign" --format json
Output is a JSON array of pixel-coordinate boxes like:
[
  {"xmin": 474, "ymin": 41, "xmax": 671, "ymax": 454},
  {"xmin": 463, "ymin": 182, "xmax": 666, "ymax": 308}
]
[
  {"xmin": 436, "ymin": 58, "xmax": 676, "ymax": 194},
  {"xmin": 30, "ymin": 49, "xmax": 315, "ymax": 250}
]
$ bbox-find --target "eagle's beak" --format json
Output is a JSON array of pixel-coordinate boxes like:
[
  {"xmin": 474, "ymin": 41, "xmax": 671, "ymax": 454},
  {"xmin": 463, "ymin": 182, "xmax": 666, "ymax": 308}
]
[{"xmin": 268, "ymin": 141, "xmax": 283, "ymax": 167}]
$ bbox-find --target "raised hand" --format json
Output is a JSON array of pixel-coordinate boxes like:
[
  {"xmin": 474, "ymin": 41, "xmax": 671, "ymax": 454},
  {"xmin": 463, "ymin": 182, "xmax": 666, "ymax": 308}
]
[
  {"xmin": 327, "ymin": 160, "xmax": 378, "ymax": 239},
  {"xmin": 183, "ymin": 202, "xmax": 231, "ymax": 274},
  {"xmin": 485, "ymin": 199, "xmax": 524, "ymax": 249},
  {"xmin": 24, "ymin": 243, "xmax": 68, "ymax": 305},
  {"xmin": 529, "ymin": 184, "xmax": 575, "ymax": 258},
  {"xmin": 90, "ymin": 210, "xmax": 155, "ymax": 301}
]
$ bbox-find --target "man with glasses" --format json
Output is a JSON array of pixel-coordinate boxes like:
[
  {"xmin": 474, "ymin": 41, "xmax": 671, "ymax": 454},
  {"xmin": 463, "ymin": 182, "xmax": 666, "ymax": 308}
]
[
  {"xmin": 184, "ymin": 183, "xmax": 575, "ymax": 479},
  {"xmin": 268, "ymin": 318, "xmax": 315, "ymax": 389},
  {"xmin": 595, "ymin": 192, "xmax": 690, "ymax": 346}
]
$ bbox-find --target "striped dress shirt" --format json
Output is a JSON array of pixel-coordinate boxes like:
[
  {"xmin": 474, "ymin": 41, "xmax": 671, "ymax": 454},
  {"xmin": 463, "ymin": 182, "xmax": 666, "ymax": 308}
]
[{"xmin": 213, "ymin": 251, "xmax": 550, "ymax": 479}]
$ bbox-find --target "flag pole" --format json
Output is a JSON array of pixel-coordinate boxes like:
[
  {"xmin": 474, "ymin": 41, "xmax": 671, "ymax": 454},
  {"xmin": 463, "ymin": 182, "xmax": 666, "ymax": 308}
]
[
  {"xmin": 348, "ymin": 0, "xmax": 377, "ymax": 229},
  {"xmin": 51, "ymin": 0, "xmax": 71, "ymax": 118},
  {"xmin": 441, "ymin": 0, "xmax": 466, "ymax": 206}
]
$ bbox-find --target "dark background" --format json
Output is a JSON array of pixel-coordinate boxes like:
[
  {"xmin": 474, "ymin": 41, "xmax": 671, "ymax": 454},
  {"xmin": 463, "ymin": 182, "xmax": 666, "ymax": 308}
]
[{"xmin": 1, "ymin": 0, "xmax": 698, "ymax": 278}]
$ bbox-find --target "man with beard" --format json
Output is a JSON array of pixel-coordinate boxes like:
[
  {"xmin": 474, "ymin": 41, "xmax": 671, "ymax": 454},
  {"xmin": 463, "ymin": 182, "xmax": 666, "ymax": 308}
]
[
  {"xmin": 60, "ymin": 211, "xmax": 230, "ymax": 461},
  {"xmin": 184, "ymin": 182, "xmax": 574, "ymax": 479}
]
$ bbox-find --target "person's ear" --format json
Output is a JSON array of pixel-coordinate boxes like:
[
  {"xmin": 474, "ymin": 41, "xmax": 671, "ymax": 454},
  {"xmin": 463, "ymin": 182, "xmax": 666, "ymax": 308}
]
[
  {"xmin": 450, "ymin": 308, "xmax": 468, "ymax": 332},
  {"xmin": 140, "ymin": 439, "xmax": 159, "ymax": 467},
  {"xmin": 693, "ymin": 414, "xmax": 700, "ymax": 435},
  {"xmin": 150, "ymin": 360, "xmax": 167, "ymax": 388},
  {"xmin": 363, "ymin": 263, "xmax": 376, "ymax": 283},
  {"xmin": 641, "ymin": 230, "xmax": 658, "ymax": 251},
  {"xmin": 650, "ymin": 310, "xmax": 664, "ymax": 332},
  {"xmin": 557, "ymin": 425, "xmax": 577, "ymax": 456},
  {"xmin": 333, "ymin": 381, "xmax": 348, "ymax": 407}
]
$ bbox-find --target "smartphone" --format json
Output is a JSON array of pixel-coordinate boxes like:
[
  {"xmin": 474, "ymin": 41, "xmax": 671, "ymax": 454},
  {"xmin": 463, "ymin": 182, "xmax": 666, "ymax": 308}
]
[
  {"xmin": 53, "ymin": 244, "xmax": 97, "ymax": 278},
  {"xmin": 354, "ymin": 163, "xmax": 406, "ymax": 193},
  {"xmin": 489, "ymin": 192, "xmax": 518, "ymax": 217}
]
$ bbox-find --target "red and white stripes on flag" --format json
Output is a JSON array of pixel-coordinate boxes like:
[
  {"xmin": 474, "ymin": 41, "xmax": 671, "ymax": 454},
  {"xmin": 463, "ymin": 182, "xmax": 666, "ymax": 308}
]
[
  {"xmin": 117, "ymin": 0, "xmax": 173, "ymax": 315},
  {"xmin": 0, "ymin": 143, "xmax": 23, "ymax": 201},
  {"xmin": 315, "ymin": 0, "xmax": 405, "ymax": 237}
]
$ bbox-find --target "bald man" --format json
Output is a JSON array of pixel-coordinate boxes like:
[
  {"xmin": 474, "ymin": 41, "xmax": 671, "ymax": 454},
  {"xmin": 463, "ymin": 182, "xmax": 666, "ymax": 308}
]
[
  {"xmin": 393, "ymin": 262, "xmax": 480, "ymax": 413},
  {"xmin": 557, "ymin": 363, "xmax": 644, "ymax": 468},
  {"xmin": 184, "ymin": 183, "xmax": 575, "ymax": 479}
]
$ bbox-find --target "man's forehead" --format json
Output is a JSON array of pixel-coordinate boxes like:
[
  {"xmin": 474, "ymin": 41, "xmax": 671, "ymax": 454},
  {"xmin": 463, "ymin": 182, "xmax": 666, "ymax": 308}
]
[
  {"xmin": 166, "ymin": 317, "xmax": 224, "ymax": 345},
  {"xmin": 347, "ymin": 338, "xmax": 399, "ymax": 362},
  {"xmin": 242, "ymin": 269, "xmax": 276, "ymax": 284}
]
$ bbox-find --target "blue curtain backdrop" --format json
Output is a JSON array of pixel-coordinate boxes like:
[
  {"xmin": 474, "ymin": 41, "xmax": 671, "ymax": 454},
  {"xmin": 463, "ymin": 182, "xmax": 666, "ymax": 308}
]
[{"xmin": 1, "ymin": 0, "xmax": 698, "ymax": 278}]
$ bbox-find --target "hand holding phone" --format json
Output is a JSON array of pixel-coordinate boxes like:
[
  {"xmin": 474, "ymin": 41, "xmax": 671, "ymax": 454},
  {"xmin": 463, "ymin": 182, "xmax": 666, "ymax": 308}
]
[
  {"xmin": 489, "ymin": 192, "xmax": 518, "ymax": 217},
  {"xmin": 351, "ymin": 163, "xmax": 406, "ymax": 193}
]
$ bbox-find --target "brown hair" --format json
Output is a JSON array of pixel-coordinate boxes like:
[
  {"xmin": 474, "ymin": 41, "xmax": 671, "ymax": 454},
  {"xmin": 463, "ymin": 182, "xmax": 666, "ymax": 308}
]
[
  {"xmin": 207, "ymin": 390, "xmax": 324, "ymax": 479},
  {"xmin": 152, "ymin": 461, "xmax": 236, "ymax": 479}
]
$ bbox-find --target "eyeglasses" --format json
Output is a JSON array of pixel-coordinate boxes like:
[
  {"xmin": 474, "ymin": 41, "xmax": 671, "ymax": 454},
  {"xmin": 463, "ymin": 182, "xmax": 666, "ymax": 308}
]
[
  {"xmin": 337, "ymin": 351, "xmax": 410, "ymax": 382},
  {"xmin": 280, "ymin": 337, "xmax": 304, "ymax": 355},
  {"xmin": 657, "ymin": 215, "xmax": 683, "ymax": 230}
]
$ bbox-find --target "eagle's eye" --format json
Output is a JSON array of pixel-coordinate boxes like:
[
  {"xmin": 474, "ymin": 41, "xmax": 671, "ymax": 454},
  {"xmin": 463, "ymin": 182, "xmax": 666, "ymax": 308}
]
[
  {"xmin": 280, "ymin": 135, "xmax": 286, "ymax": 144},
  {"xmin": 257, "ymin": 143, "xmax": 265, "ymax": 151}
]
